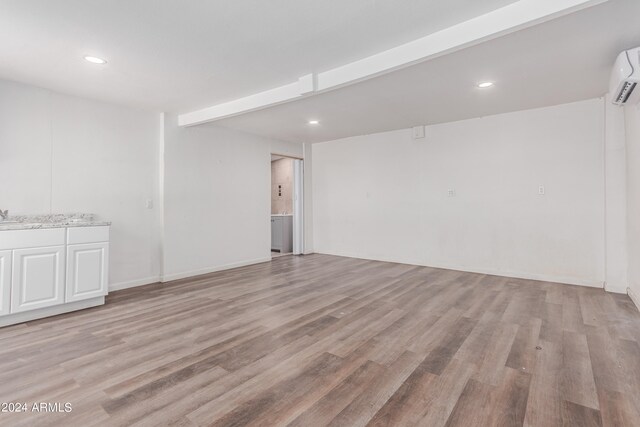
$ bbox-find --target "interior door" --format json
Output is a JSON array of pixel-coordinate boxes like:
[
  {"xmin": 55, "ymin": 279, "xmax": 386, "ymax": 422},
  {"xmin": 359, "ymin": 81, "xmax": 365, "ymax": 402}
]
[{"xmin": 11, "ymin": 246, "xmax": 65, "ymax": 313}]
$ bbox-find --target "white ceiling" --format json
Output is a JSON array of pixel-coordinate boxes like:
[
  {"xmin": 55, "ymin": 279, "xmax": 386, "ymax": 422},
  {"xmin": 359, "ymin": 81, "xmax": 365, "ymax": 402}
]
[
  {"xmin": 1, "ymin": 0, "xmax": 638, "ymax": 144},
  {"xmin": 0, "ymin": 0, "xmax": 516, "ymax": 113},
  {"xmin": 212, "ymin": 0, "xmax": 640, "ymax": 143}
]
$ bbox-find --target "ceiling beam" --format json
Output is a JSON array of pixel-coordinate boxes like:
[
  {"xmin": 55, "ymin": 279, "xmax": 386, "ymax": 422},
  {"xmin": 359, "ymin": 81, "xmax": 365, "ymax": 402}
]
[{"xmin": 179, "ymin": 0, "xmax": 608, "ymax": 127}]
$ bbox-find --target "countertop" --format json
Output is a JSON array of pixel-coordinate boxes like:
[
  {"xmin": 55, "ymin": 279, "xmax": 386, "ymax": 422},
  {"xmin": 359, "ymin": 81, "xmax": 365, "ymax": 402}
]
[
  {"xmin": 271, "ymin": 214, "xmax": 293, "ymax": 217},
  {"xmin": 0, "ymin": 214, "xmax": 111, "ymax": 231}
]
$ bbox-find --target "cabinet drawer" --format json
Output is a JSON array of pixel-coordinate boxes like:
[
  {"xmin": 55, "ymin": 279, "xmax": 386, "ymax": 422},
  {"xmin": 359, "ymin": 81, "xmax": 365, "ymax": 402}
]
[
  {"xmin": 0, "ymin": 228, "xmax": 65, "ymax": 250},
  {"xmin": 67, "ymin": 226, "xmax": 110, "ymax": 244}
]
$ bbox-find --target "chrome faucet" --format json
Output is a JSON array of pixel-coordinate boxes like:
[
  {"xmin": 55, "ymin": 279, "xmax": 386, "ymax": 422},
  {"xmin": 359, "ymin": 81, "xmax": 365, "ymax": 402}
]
[{"xmin": 0, "ymin": 210, "xmax": 8, "ymax": 221}]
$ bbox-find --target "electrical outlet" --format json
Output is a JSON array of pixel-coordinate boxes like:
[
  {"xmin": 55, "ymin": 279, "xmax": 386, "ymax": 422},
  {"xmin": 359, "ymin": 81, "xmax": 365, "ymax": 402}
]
[
  {"xmin": 412, "ymin": 125, "xmax": 425, "ymax": 139},
  {"xmin": 447, "ymin": 189, "xmax": 456, "ymax": 197},
  {"xmin": 538, "ymin": 185, "xmax": 545, "ymax": 195},
  {"xmin": 145, "ymin": 199, "xmax": 154, "ymax": 209}
]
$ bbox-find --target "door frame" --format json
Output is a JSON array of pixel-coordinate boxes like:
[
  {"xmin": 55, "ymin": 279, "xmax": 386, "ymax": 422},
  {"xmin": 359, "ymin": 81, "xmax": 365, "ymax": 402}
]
[{"xmin": 270, "ymin": 153, "xmax": 304, "ymax": 255}]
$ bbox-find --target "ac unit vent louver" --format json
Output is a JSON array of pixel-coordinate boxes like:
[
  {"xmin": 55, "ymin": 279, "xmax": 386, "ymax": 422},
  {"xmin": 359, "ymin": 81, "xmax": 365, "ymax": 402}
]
[
  {"xmin": 615, "ymin": 81, "xmax": 637, "ymax": 104},
  {"xmin": 610, "ymin": 47, "xmax": 640, "ymax": 106}
]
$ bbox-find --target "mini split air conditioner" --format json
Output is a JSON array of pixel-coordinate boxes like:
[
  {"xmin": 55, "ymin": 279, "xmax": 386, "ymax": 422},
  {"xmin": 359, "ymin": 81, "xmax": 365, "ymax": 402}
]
[{"xmin": 610, "ymin": 47, "xmax": 640, "ymax": 106}]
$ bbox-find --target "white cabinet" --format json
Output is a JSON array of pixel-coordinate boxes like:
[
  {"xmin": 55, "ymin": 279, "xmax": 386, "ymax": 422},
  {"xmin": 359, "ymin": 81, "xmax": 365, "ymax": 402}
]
[
  {"xmin": 11, "ymin": 246, "xmax": 65, "ymax": 313},
  {"xmin": 66, "ymin": 242, "xmax": 108, "ymax": 302},
  {"xmin": 271, "ymin": 215, "xmax": 293, "ymax": 253},
  {"xmin": 0, "ymin": 251, "xmax": 11, "ymax": 316},
  {"xmin": 0, "ymin": 224, "xmax": 110, "ymax": 327}
]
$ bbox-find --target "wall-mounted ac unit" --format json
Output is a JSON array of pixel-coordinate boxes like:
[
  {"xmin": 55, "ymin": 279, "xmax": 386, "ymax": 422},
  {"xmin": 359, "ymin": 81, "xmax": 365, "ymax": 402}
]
[{"xmin": 610, "ymin": 47, "xmax": 640, "ymax": 106}]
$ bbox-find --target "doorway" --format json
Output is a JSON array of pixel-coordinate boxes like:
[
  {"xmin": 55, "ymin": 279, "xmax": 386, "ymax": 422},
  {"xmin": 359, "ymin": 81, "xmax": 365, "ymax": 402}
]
[{"xmin": 270, "ymin": 154, "xmax": 303, "ymax": 258}]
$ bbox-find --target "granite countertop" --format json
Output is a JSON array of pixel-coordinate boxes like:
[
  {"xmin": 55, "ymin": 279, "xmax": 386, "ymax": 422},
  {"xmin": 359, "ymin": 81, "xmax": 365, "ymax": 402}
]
[{"xmin": 0, "ymin": 214, "xmax": 111, "ymax": 231}]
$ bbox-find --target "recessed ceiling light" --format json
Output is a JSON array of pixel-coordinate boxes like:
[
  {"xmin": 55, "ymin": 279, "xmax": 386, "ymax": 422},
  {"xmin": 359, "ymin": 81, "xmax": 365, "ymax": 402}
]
[
  {"xmin": 477, "ymin": 81, "xmax": 494, "ymax": 88},
  {"xmin": 84, "ymin": 56, "xmax": 107, "ymax": 64},
  {"xmin": 308, "ymin": 120, "xmax": 319, "ymax": 125}
]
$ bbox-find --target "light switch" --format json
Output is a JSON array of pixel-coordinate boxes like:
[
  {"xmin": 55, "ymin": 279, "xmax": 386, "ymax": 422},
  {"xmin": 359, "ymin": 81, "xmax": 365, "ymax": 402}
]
[
  {"xmin": 412, "ymin": 125, "xmax": 425, "ymax": 139},
  {"xmin": 447, "ymin": 189, "xmax": 456, "ymax": 197},
  {"xmin": 145, "ymin": 199, "xmax": 154, "ymax": 209}
]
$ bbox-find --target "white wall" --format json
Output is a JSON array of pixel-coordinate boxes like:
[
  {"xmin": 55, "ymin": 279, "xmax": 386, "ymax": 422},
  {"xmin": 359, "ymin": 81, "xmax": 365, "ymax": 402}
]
[
  {"xmin": 313, "ymin": 99, "xmax": 606, "ymax": 287},
  {"xmin": 0, "ymin": 79, "xmax": 162, "ymax": 289},
  {"xmin": 162, "ymin": 115, "xmax": 302, "ymax": 281},
  {"xmin": 626, "ymin": 103, "xmax": 640, "ymax": 305}
]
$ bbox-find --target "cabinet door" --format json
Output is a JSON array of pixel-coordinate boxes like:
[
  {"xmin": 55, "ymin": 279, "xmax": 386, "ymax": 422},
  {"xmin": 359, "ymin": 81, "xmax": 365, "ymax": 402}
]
[
  {"xmin": 271, "ymin": 218, "xmax": 276, "ymax": 250},
  {"xmin": 271, "ymin": 218, "xmax": 282, "ymax": 250},
  {"xmin": 66, "ymin": 242, "xmax": 108, "ymax": 303},
  {"xmin": 11, "ymin": 246, "xmax": 65, "ymax": 313},
  {"xmin": 0, "ymin": 250, "xmax": 11, "ymax": 316},
  {"xmin": 282, "ymin": 216, "xmax": 293, "ymax": 253}
]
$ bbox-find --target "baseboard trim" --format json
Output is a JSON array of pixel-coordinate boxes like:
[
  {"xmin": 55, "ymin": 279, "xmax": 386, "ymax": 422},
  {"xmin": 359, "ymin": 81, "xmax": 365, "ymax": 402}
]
[
  {"xmin": 161, "ymin": 257, "xmax": 272, "ymax": 282},
  {"xmin": 314, "ymin": 250, "xmax": 604, "ymax": 289},
  {"xmin": 605, "ymin": 282, "xmax": 628, "ymax": 294},
  {"xmin": 109, "ymin": 276, "xmax": 161, "ymax": 292},
  {"xmin": 628, "ymin": 287, "xmax": 640, "ymax": 311}
]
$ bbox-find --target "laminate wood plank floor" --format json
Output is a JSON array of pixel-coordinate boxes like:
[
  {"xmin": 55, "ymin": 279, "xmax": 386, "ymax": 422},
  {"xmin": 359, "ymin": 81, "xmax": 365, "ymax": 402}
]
[{"xmin": 1, "ymin": 254, "xmax": 639, "ymax": 426}]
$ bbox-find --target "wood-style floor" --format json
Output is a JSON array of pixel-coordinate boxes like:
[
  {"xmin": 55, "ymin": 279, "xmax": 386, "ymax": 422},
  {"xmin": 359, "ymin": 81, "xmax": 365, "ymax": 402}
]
[{"xmin": 1, "ymin": 254, "xmax": 640, "ymax": 427}]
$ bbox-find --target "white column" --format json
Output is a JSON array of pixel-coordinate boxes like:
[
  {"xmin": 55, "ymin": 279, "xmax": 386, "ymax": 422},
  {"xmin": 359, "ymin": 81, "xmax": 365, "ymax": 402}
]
[{"xmin": 604, "ymin": 95, "xmax": 628, "ymax": 293}]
